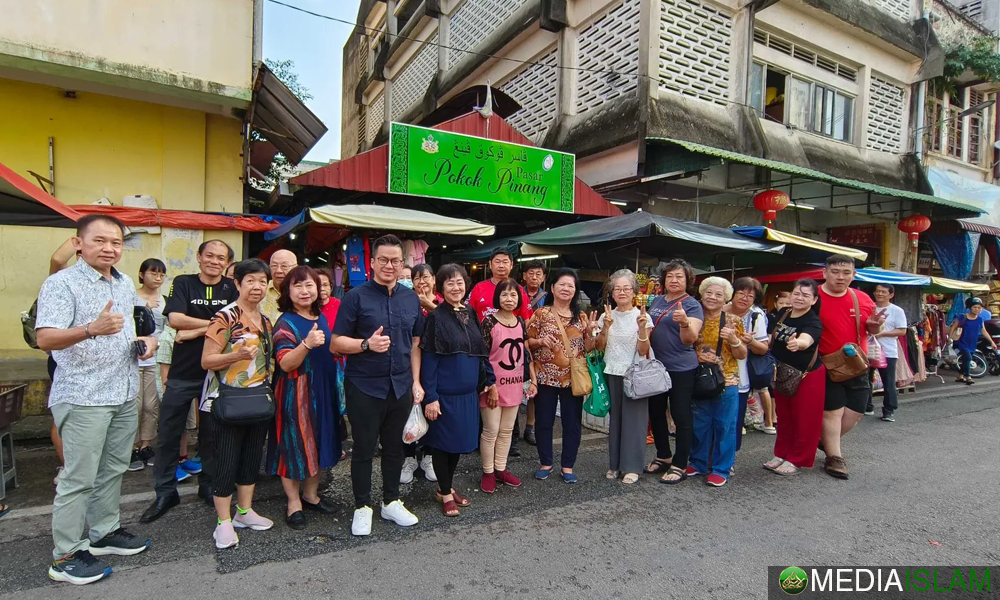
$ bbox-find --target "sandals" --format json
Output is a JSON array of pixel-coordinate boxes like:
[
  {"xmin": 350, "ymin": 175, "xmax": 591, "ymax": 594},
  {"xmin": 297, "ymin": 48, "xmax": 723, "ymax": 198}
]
[
  {"xmin": 824, "ymin": 455, "xmax": 849, "ymax": 480},
  {"xmin": 773, "ymin": 461, "xmax": 800, "ymax": 476},
  {"xmin": 606, "ymin": 470, "xmax": 619, "ymax": 480},
  {"xmin": 441, "ymin": 498, "xmax": 460, "ymax": 517},
  {"xmin": 0, "ymin": 504, "xmax": 8, "ymax": 519},
  {"xmin": 436, "ymin": 489, "xmax": 471, "ymax": 507},
  {"xmin": 763, "ymin": 457, "xmax": 784, "ymax": 471},
  {"xmin": 622, "ymin": 473, "xmax": 639, "ymax": 485},
  {"xmin": 659, "ymin": 466, "xmax": 687, "ymax": 485},
  {"xmin": 644, "ymin": 459, "xmax": 671, "ymax": 474}
]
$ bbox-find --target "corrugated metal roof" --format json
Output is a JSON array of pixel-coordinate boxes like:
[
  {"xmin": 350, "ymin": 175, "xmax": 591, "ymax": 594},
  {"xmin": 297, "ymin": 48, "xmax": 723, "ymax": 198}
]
[
  {"xmin": 291, "ymin": 112, "xmax": 621, "ymax": 218},
  {"xmin": 648, "ymin": 137, "xmax": 983, "ymax": 215},
  {"xmin": 957, "ymin": 219, "xmax": 1000, "ymax": 237},
  {"xmin": 251, "ymin": 62, "xmax": 328, "ymax": 165}
]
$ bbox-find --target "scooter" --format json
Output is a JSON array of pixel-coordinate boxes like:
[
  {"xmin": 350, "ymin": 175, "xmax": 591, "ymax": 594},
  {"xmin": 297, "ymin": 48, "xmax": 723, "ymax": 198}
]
[
  {"xmin": 977, "ymin": 337, "xmax": 1000, "ymax": 376},
  {"xmin": 937, "ymin": 344, "xmax": 988, "ymax": 379}
]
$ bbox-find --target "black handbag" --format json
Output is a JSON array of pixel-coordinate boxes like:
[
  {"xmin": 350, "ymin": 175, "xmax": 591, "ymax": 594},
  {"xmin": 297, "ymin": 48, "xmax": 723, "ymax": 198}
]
[
  {"xmin": 133, "ymin": 305, "xmax": 156, "ymax": 337},
  {"xmin": 211, "ymin": 318, "xmax": 275, "ymax": 425},
  {"xmin": 746, "ymin": 312, "xmax": 776, "ymax": 389},
  {"xmin": 693, "ymin": 312, "xmax": 727, "ymax": 400}
]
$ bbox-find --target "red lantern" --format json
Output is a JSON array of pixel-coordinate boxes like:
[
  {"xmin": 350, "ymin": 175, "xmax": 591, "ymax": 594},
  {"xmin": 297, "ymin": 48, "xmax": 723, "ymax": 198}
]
[
  {"xmin": 753, "ymin": 190, "xmax": 790, "ymax": 226},
  {"xmin": 898, "ymin": 214, "xmax": 931, "ymax": 243}
]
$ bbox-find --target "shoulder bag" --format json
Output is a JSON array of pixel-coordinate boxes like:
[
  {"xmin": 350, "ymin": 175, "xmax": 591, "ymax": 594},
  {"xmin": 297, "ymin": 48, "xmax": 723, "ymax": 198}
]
[
  {"xmin": 554, "ymin": 311, "xmax": 593, "ymax": 397},
  {"xmin": 820, "ymin": 289, "xmax": 870, "ymax": 382},
  {"xmin": 624, "ymin": 347, "xmax": 672, "ymax": 399},
  {"xmin": 693, "ymin": 312, "xmax": 727, "ymax": 400},
  {"xmin": 770, "ymin": 310, "xmax": 820, "ymax": 397},
  {"xmin": 746, "ymin": 312, "xmax": 776, "ymax": 389},
  {"xmin": 211, "ymin": 316, "xmax": 275, "ymax": 425}
]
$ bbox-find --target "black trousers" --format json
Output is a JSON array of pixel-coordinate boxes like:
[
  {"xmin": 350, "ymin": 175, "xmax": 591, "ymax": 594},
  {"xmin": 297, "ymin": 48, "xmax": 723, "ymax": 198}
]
[
  {"xmin": 212, "ymin": 420, "xmax": 269, "ymax": 498},
  {"xmin": 344, "ymin": 378, "xmax": 411, "ymax": 509},
  {"xmin": 430, "ymin": 449, "xmax": 461, "ymax": 495},
  {"xmin": 154, "ymin": 379, "xmax": 205, "ymax": 499},
  {"xmin": 198, "ymin": 409, "xmax": 216, "ymax": 491},
  {"xmin": 648, "ymin": 368, "xmax": 697, "ymax": 469}
]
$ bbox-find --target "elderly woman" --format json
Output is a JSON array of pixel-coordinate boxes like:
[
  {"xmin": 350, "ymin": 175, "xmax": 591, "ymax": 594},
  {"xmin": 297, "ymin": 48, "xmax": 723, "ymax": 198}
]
[
  {"xmin": 526, "ymin": 268, "xmax": 596, "ymax": 483},
  {"xmin": 200, "ymin": 258, "xmax": 275, "ymax": 549},
  {"xmin": 646, "ymin": 259, "xmax": 704, "ymax": 484},
  {"xmin": 690, "ymin": 277, "xmax": 747, "ymax": 487},
  {"xmin": 420, "ymin": 264, "xmax": 496, "ymax": 517},
  {"xmin": 595, "ymin": 269, "xmax": 652, "ymax": 485},
  {"xmin": 727, "ymin": 277, "xmax": 773, "ymax": 443},
  {"xmin": 766, "ymin": 278, "xmax": 824, "ymax": 476},
  {"xmin": 412, "ymin": 263, "xmax": 442, "ymax": 316},
  {"xmin": 268, "ymin": 266, "xmax": 340, "ymax": 530},
  {"xmin": 400, "ymin": 264, "xmax": 440, "ymax": 485}
]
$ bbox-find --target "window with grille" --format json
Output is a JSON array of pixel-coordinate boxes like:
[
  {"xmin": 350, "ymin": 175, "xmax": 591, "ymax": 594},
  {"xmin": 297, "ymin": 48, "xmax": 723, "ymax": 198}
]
[
  {"xmin": 358, "ymin": 104, "xmax": 366, "ymax": 152},
  {"xmin": 749, "ymin": 61, "xmax": 854, "ymax": 142},
  {"xmin": 925, "ymin": 81, "xmax": 945, "ymax": 153},
  {"xmin": 576, "ymin": 0, "xmax": 640, "ymax": 114},
  {"xmin": 753, "ymin": 29, "xmax": 857, "ymax": 84},
  {"xmin": 658, "ymin": 0, "xmax": 733, "ymax": 106},
  {"xmin": 969, "ymin": 90, "xmax": 985, "ymax": 165},
  {"xmin": 871, "ymin": 0, "xmax": 912, "ymax": 21},
  {"xmin": 948, "ymin": 89, "xmax": 965, "ymax": 159},
  {"xmin": 501, "ymin": 49, "xmax": 558, "ymax": 142},
  {"xmin": 867, "ymin": 76, "xmax": 906, "ymax": 152},
  {"xmin": 368, "ymin": 94, "xmax": 385, "ymax": 144},
  {"xmin": 390, "ymin": 32, "xmax": 439, "ymax": 121},
  {"xmin": 448, "ymin": 0, "xmax": 531, "ymax": 68}
]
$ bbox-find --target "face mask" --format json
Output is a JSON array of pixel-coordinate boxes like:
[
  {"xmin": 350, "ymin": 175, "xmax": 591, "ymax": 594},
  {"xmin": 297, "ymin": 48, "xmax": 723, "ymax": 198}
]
[{"xmin": 399, "ymin": 279, "xmax": 414, "ymax": 289}]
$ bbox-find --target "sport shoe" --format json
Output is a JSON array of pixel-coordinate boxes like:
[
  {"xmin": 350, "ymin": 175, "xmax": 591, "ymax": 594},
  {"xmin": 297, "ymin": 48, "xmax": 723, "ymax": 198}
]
[
  {"xmin": 419, "ymin": 455, "xmax": 437, "ymax": 482},
  {"xmin": 380, "ymin": 500, "xmax": 418, "ymax": 527},
  {"xmin": 480, "ymin": 472, "xmax": 497, "ymax": 494},
  {"xmin": 864, "ymin": 408, "xmax": 876, "ymax": 416},
  {"xmin": 881, "ymin": 413, "xmax": 896, "ymax": 422},
  {"xmin": 128, "ymin": 449, "xmax": 145, "ymax": 472},
  {"xmin": 523, "ymin": 425, "xmax": 536, "ymax": 445},
  {"xmin": 180, "ymin": 458, "xmax": 202, "ymax": 474},
  {"xmin": 684, "ymin": 465, "xmax": 701, "ymax": 477},
  {"xmin": 175, "ymin": 465, "xmax": 192, "ymax": 482},
  {"xmin": 495, "ymin": 469, "xmax": 522, "ymax": 488},
  {"xmin": 138, "ymin": 446, "xmax": 155, "ymax": 466},
  {"xmin": 352, "ymin": 506, "xmax": 373, "ymax": 536},
  {"xmin": 48, "ymin": 550, "xmax": 112, "ymax": 585},
  {"xmin": 400, "ymin": 457, "xmax": 418, "ymax": 485},
  {"xmin": 233, "ymin": 508, "xmax": 274, "ymax": 531},
  {"xmin": 706, "ymin": 473, "xmax": 728, "ymax": 487},
  {"xmin": 213, "ymin": 520, "xmax": 239, "ymax": 549},
  {"xmin": 90, "ymin": 528, "xmax": 151, "ymax": 556}
]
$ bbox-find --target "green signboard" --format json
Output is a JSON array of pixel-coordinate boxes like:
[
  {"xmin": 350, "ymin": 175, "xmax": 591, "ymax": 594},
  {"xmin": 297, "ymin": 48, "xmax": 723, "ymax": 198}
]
[{"xmin": 387, "ymin": 122, "xmax": 575, "ymax": 213}]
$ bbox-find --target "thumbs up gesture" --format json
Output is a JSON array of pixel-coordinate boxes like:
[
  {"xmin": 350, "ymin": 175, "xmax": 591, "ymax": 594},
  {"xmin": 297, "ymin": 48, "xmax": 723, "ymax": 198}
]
[
  {"xmin": 785, "ymin": 332, "xmax": 803, "ymax": 352},
  {"xmin": 368, "ymin": 325, "xmax": 391, "ymax": 353},
  {"xmin": 672, "ymin": 302, "xmax": 689, "ymax": 327},
  {"xmin": 304, "ymin": 322, "xmax": 326, "ymax": 349},
  {"xmin": 89, "ymin": 300, "xmax": 124, "ymax": 336}
]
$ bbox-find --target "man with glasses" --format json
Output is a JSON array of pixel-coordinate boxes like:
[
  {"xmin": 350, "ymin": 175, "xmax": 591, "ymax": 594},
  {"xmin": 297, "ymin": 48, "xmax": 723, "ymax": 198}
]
[{"xmin": 331, "ymin": 235, "xmax": 424, "ymax": 536}]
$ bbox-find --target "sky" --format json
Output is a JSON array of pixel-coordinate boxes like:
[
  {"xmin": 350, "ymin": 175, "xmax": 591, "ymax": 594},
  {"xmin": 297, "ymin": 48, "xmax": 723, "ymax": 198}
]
[{"xmin": 263, "ymin": 0, "xmax": 363, "ymax": 163}]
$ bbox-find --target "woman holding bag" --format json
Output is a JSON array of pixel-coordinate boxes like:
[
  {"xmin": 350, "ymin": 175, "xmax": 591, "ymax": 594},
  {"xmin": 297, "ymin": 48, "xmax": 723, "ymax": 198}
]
[
  {"xmin": 689, "ymin": 277, "xmax": 746, "ymax": 488},
  {"xmin": 595, "ymin": 270, "xmax": 652, "ymax": 485},
  {"xmin": 765, "ymin": 279, "xmax": 824, "ymax": 476},
  {"xmin": 526, "ymin": 268, "xmax": 596, "ymax": 483},
  {"xmin": 268, "ymin": 266, "xmax": 340, "ymax": 530},
  {"xmin": 200, "ymin": 259, "xmax": 275, "ymax": 549},
  {"xmin": 420, "ymin": 264, "xmax": 496, "ymax": 517}
]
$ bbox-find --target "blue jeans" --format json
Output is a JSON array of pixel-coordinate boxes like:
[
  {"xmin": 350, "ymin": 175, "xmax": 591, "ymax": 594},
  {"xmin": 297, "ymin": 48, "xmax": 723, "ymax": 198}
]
[
  {"xmin": 958, "ymin": 348, "xmax": 973, "ymax": 378},
  {"xmin": 534, "ymin": 385, "xmax": 583, "ymax": 469},
  {"xmin": 690, "ymin": 386, "xmax": 739, "ymax": 478}
]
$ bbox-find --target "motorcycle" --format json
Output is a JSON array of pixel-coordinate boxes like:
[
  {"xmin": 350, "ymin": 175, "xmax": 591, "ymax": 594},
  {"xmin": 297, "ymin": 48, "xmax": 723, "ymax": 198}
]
[
  {"xmin": 937, "ymin": 343, "xmax": 988, "ymax": 379},
  {"xmin": 977, "ymin": 337, "xmax": 1000, "ymax": 376}
]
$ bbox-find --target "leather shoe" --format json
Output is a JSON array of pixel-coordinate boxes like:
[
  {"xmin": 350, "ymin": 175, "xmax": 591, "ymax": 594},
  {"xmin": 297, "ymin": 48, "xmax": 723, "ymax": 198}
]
[
  {"xmin": 302, "ymin": 497, "xmax": 338, "ymax": 514},
  {"xmin": 198, "ymin": 485, "xmax": 215, "ymax": 507},
  {"xmin": 507, "ymin": 443, "xmax": 521, "ymax": 458},
  {"xmin": 286, "ymin": 510, "xmax": 307, "ymax": 530},
  {"xmin": 140, "ymin": 492, "xmax": 179, "ymax": 523}
]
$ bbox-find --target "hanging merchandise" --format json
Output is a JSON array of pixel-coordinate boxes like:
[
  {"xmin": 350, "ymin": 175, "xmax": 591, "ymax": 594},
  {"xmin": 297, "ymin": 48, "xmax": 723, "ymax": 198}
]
[
  {"xmin": 363, "ymin": 235, "xmax": 372, "ymax": 280},
  {"xmin": 333, "ymin": 253, "xmax": 346, "ymax": 299},
  {"xmin": 402, "ymin": 239, "xmax": 415, "ymax": 267},
  {"xmin": 411, "ymin": 239, "xmax": 429, "ymax": 266},
  {"xmin": 347, "ymin": 234, "xmax": 367, "ymax": 287}
]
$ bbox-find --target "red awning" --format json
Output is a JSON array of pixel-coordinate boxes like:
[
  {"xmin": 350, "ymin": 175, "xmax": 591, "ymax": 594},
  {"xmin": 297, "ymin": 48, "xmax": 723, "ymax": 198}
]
[
  {"xmin": 291, "ymin": 112, "xmax": 621, "ymax": 218},
  {"xmin": 0, "ymin": 160, "xmax": 82, "ymax": 227},
  {"xmin": 755, "ymin": 269, "xmax": 825, "ymax": 284},
  {"xmin": 69, "ymin": 205, "xmax": 280, "ymax": 233}
]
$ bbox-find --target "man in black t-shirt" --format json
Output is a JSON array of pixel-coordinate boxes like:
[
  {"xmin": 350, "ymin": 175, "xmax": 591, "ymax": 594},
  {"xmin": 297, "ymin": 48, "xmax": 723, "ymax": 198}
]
[{"xmin": 141, "ymin": 240, "xmax": 238, "ymax": 523}]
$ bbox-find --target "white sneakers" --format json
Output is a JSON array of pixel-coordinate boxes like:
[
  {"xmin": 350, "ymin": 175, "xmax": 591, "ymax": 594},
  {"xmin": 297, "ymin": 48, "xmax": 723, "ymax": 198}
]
[
  {"xmin": 419, "ymin": 455, "xmax": 437, "ymax": 482},
  {"xmin": 352, "ymin": 506, "xmax": 373, "ymax": 536},
  {"xmin": 400, "ymin": 457, "xmax": 418, "ymax": 484},
  {"xmin": 381, "ymin": 500, "xmax": 418, "ymax": 527}
]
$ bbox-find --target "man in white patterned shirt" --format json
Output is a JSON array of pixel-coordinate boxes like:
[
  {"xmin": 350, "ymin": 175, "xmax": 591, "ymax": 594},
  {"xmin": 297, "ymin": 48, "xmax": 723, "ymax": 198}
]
[{"xmin": 36, "ymin": 214, "xmax": 159, "ymax": 585}]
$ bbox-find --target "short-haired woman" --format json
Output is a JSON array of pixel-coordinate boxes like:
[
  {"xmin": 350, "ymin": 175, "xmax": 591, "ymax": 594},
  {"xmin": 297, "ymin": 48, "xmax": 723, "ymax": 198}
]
[
  {"xmin": 130, "ymin": 258, "xmax": 168, "ymax": 471},
  {"xmin": 268, "ymin": 266, "xmax": 340, "ymax": 530},
  {"xmin": 420, "ymin": 264, "xmax": 496, "ymax": 516},
  {"xmin": 479, "ymin": 278, "xmax": 535, "ymax": 493},
  {"xmin": 690, "ymin": 277, "xmax": 747, "ymax": 487},
  {"xmin": 316, "ymin": 267, "xmax": 346, "ymax": 461},
  {"xmin": 201, "ymin": 259, "xmax": 275, "ymax": 548},
  {"xmin": 728, "ymin": 277, "xmax": 774, "ymax": 444},
  {"xmin": 765, "ymin": 279, "xmax": 824, "ymax": 476},
  {"xmin": 526, "ymin": 268, "xmax": 596, "ymax": 483},
  {"xmin": 595, "ymin": 269, "xmax": 651, "ymax": 485},
  {"xmin": 646, "ymin": 259, "xmax": 704, "ymax": 484}
]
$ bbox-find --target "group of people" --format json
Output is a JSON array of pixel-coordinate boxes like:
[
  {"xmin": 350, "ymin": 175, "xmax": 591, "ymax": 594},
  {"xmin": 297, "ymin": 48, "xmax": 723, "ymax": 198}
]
[{"xmin": 34, "ymin": 213, "xmax": 907, "ymax": 586}]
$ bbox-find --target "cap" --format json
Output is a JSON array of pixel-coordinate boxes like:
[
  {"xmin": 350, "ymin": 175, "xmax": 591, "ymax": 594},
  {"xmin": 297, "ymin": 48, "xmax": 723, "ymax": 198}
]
[{"xmin": 966, "ymin": 297, "xmax": 984, "ymax": 309}]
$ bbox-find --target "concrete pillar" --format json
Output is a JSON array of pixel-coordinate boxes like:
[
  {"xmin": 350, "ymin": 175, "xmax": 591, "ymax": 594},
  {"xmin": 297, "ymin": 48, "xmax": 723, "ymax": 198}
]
[
  {"xmin": 639, "ymin": 0, "xmax": 661, "ymax": 100},
  {"xmin": 558, "ymin": 25, "xmax": 579, "ymax": 117},
  {"xmin": 855, "ymin": 66, "xmax": 872, "ymax": 150},
  {"xmin": 438, "ymin": 12, "xmax": 450, "ymax": 71},
  {"xmin": 728, "ymin": 4, "xmax": 752, "ymax": 107}
]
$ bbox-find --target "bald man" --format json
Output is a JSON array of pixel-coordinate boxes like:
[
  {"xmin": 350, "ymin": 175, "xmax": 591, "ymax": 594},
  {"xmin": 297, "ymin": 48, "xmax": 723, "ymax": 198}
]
[{"xmin": 261, "ymin": 249, "xmax": 297, "ymax": 323}]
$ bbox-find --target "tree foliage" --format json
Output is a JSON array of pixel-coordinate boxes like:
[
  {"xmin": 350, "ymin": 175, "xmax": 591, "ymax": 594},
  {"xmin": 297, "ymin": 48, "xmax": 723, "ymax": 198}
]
[
  {"xmin": 250, "ymin": 59, "xmax": 312, "ymax": 192},
  {"xmin": 942, "ymin": 37, "xmax": 1000, "ymax": 83}
]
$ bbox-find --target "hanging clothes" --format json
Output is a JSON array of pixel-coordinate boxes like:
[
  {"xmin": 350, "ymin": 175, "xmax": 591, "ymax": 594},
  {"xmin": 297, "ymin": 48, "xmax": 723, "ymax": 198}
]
[{"xmin": 347, "ymin": 235, "xmax": 367, "ymax": 287}]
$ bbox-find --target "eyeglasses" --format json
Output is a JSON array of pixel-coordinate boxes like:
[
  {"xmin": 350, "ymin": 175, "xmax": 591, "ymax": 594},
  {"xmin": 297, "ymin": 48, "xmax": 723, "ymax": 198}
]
[
  {"xmin": 376, "ymin": 257, "xmax": 404, "ymax": 267},
  {"xmin": 612, "ymin": 287, "xmax": 633, "ymax": 294},
  {"xmin": 735, "ymin": 291, "xmax": 755, "ymax": 299}
]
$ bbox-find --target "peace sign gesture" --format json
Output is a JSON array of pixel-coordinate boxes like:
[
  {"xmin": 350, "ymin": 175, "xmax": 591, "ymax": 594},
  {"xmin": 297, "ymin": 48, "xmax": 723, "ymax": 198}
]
[
  {"xmin": 636, "ymin": 302, "xmax": 650, "ymax": 329},
  {"xmin": 603, "ymin": 304, "xmax": 614, "ymax": 327}
]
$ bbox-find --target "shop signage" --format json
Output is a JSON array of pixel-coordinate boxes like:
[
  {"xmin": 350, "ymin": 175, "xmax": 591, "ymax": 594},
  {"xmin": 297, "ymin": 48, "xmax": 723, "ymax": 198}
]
[
  {"xmin": 828, "ymin": 224, "xmax": 883, "ymax": 249},
  {"xmin": 388, "ymin": 122, "xmax": 575, "ymax": 213}
]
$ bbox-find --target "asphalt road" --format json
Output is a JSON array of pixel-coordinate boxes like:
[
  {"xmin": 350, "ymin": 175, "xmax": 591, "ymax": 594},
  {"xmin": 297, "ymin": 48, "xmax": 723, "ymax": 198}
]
[{"xmin": 2, "ymin": 385, "xmax": 998, "ymax": 600}]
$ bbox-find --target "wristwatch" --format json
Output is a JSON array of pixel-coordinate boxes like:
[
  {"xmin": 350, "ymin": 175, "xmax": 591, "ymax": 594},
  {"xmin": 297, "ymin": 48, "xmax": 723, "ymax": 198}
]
[{"xmin": 361, "ymin": 338, "xmax": 370, "ymax": 352}]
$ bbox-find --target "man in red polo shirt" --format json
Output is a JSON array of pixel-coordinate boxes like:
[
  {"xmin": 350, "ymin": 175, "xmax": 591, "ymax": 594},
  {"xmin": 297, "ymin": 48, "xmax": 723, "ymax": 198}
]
[
  {"xmin": 818, "ymin": 254, "xmax": 885, "ymax": 480},
  {"xmin": 468, "ymin": 247, "xmax": 532, "ymax": 322}
]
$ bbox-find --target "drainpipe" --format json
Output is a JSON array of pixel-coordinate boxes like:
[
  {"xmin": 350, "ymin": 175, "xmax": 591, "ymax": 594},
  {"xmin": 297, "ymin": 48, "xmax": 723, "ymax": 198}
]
[
  {"xmin": 914, "ymin": 8, "xmax": 930, "ymax": 162},
  {"xmin": 253, "ymin": 0, "xmax": 263, "ymax": 73}
]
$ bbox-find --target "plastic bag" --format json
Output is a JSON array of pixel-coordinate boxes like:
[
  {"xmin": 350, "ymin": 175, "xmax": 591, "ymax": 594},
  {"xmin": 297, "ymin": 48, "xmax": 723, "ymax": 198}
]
[
  {"xmin": 583, "ymin": 351, "xmax": 610, "ymax": 418},
  {"xmin": 402, "ymin": 403, "xmax": 428, "ymax": 444}
]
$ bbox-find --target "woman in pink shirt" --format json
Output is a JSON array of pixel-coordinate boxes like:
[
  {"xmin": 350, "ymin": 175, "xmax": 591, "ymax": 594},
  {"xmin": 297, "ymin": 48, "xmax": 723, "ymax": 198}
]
[{"xmin": 479, "ymin": 278, "xmax": 536, "ymax": 493}]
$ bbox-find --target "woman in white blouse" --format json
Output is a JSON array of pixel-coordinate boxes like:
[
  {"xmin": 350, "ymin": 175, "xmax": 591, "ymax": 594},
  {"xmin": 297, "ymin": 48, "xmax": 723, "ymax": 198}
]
[{"xmin": 596, "ymin": 270, "xmax": 652, "ymax": 484}]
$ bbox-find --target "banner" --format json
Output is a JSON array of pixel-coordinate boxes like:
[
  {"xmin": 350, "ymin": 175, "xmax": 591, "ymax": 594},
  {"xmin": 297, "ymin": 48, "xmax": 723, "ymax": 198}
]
[{"xmin": 387, "ymin": 122, "xmax": 575, "ymax": 213}]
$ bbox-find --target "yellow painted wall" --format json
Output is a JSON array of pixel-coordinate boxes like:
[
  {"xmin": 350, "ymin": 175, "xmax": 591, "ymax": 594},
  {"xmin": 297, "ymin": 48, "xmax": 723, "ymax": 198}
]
[{"xmin": 0, "ymin": 78, "xmax": 244, "ymax": 358}]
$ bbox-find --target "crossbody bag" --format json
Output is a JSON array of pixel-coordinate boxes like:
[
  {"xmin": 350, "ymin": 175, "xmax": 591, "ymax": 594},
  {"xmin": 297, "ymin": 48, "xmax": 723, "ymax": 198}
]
[
  {"xmin": 692, "ymin": 312, "xmax": 727, "ymax": 400},
  {"xmin": 820, "ymin": 289, "xmax": 870, "ymax": 382},
  {"xmin": 770, "ymin": 310, "xmax": 820, "ymax": 397},
  {"xmin": 211, "ymin": 316, "xmax": 275, "ymax": 425}
]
